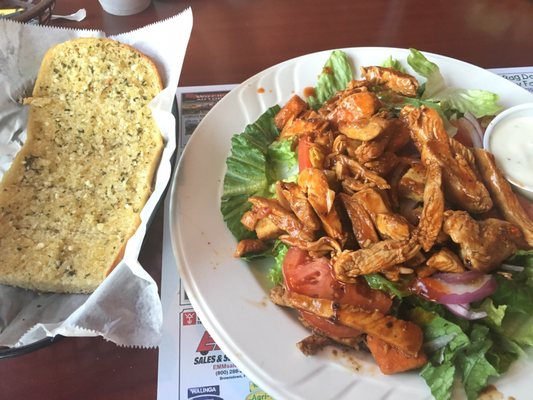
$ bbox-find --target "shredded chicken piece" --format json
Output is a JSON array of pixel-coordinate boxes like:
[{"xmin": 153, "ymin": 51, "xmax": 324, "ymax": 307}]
[
  {"xmin": 328, "ymin": 91, "xmax": 380, "ymax": 126},
  {"xmin": 248, "ymin": 196, "xmax": 315, "ymax": 241},
  {"xmin": 353, "ymin": 188, "xmax": 411, "ymax": 240},
  {"xmin": 416, "ymin": 162, "xmax": 444, "ymax": 251},
  {"xmin": 448, "ymin": 136, "xmax": 478, "ymax": 174},
  {"xmin": 400, "ymin": 105, "xmax": 492, "ymax": 213},
  {"xmin": 385, "ymin": 119, "xmax": 412, "ymax": 153},
  {"xmin": 443, "ymin": 210, "xmax": 526, "ymax": 272},
  {"xmin": 426, "ymin": 248, "xmax": 466, "ymax": 273},
  {"xmin": 354, "ymin": 124, "xmax": 394, "ymax": 164},
  {"xmin": 234, "ymin": 239, "xmax": 267, "ymax": 257},
  {"xmin": 298, "ymin": 168, "xmax": 345, "ymax": 241},
  {"xmin": 338, "ymin": 114, "xmax": 390, "ymax": 141},
  {"xmin": 254, "ymin": 218, "xmax": 284, "ymax": 240},
  {"xmin": 279, "ymin": 235, "xmax": 342, "ymax": 257},
  {"xmin": 276, "ymin": 181, "xmax": 322, "ymax": 231},
  {"xmin": 280, "ymin": 116, "xmax": 329, "ymax": 139},
  {"xmin": 339, "ymin": 192, "xmax": 380, "ymax": 248},
  {"xmin": 332, "ymin": 237, "xmax": 421, "ymax": 282},
  {"xmin": 274, "ymin": 94, "xmax": 308, "ymax": 130},
  {"xmin": 363, "ymin": 151, "xmax": 399, "ymax": 176},
  {"xmin": 473, "ymin": 148, "xmax": 533, "ymax": 247},
  {"xmin": 361, "ymin": 66, "xmax": 419, "ymax": 97},
  {"xmin": 398, "ymin": 162, "xmax": 426, "ymax": 202},
  {"xmin": 375, "ymin": 213, "xmax": 411, "ymax": 241},
  {"xmin": 334, "ymin": 154, "xmax": 390, "ymax": 190}
]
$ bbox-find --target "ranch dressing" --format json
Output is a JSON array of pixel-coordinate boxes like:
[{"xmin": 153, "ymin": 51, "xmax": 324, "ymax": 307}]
[{"xmin": 489, "ymin": 115, "xmax": 533, "ymax": 188}]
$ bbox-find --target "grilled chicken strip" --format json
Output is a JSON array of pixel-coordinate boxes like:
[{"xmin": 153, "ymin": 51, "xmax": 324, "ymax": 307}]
[
  {"xmin": 274, "ymin": 94, "xmax": 308, "ymax": 130},
  {"xmin": 328, "ymin": 90, "xmax": 380, "ymax": 126},
  {"xmin": 270, "ymin": 285, "xmax": 424, "ymax": 357},
  {"xmin": 366, "ymin": 335, "xmax": 428, "ymax": 375},
  {"xmin": 280, "ymin": 116, "xmax": 330, "ymax": 139},
  {"xmin": 353, "ymin": 188, "xmax": 411, "ymax": 241},
  {"xmin": 416, "ymin": 163, "xmax": 444, "ymax": 251},
  {"xmin": 333, "ymin": 237, "xmax": 421, "ymax": 283},
  {"xmin": 473, "ymin": 148, "xmax": 533, "ymax": 247},
  {"xmin": 354, "ymin": 123, "xmax": 394, "ymax": 164},
  {"xmin": 334, "ymin": 154, "xmax": 390, "ymax": 190},
  {"xmin": 279, "ymin": 235, "xmax": 342, "ymax": 257},
  {"xmin": 276, "ymin": 181, "xmax": 322, "ymax": 231},
  {"xmin": 364, "ymin": 151, "xmax": 400, "ymax": 176},
  {"xmin": 338, "ymin": 113, "xmax": 390, "ymax": 141},
  {"xmin": 400, "ymin": 105, "xmax": 492, "ymax": 213},
  {"xmin": 426, "ymin": 248, "xmax": 466, "ymax": 273},
  {"xmin": 361, "ymin": 66, "xmax": 419, "ymax": 97},
  {"xmin": 443, "ymin": 210, "xmax": 526, "ymax": 272},
  {"xmin": 298, "ymin": 168, "xmax": 346, "ymax": 241},
  {"xmin": 233, "ymin": 239, "xmax": 267, "ymax": 257},
  {"xmin": 248, "ymin": 196, "xmax": 315, "ymax": 242},
  {"xmin": 339, "ymin": 192, "xmax": 380, "ymax": 248},
  {"xmin": 398, "ymin": 162, "xmax": 426, "ymax": 202}
]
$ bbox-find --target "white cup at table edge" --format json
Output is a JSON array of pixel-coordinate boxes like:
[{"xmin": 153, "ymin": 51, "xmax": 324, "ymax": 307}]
[{"xmin": 98, "ymin": 0, "xmax": 151, "ymax": 16}]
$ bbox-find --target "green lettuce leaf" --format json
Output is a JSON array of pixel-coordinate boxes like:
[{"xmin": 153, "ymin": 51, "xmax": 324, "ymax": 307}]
[
  {"xmin": 457, "ymin": 325, "xmax": 499, "ymax": 400},
  {"xmin": 221, "ymin": 105, "xmax": 300, "ymax": 240},
  {"xmin": 381, "ymin": 55, "xmax": 407, "ymax": 73},
  {"xmin": 266, "ymin": 137, "xmax": 298, "ymax": 188},
  {"xmin": 407, "ymin": 48, "xmax": 501, "ymax": 118},
  {"xmin": 410, "ymin": 307, "xmax": 470, "ymax": 364},
  {"xmin": 307, "ymin": 50, "xmax": 353, "ymax": 109},
  {"xmin": 420, "ymin": 362, "xmax": 456, "ymax": 400},
  {"xmin": 269, "ymin": 241, "xmax": 289, "ymax": 285},
  {"xmin": 479, "ymin": 298, "xmax": 507, "ymax": 328},
  {"xmin": 491, "ymin": 258, "xmax": 533, "ymax": 347},
  {"xmin": 486, "ymin": 333, "xmax": 523, "ymax": 374},
  {"xmin": 364, "ymin": 274, "xmax": 411, "ymax": 298}
]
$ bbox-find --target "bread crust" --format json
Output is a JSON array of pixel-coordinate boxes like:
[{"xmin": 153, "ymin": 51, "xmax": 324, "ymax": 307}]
[{"xmin": 0, "ymin": 38, "xmax": 164, "ymax": 293}]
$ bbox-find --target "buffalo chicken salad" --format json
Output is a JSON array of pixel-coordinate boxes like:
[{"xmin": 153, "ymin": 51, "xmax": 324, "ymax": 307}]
[{"xmin": 220, "ymin": 49, "xmax": 533, "ymax": 400}]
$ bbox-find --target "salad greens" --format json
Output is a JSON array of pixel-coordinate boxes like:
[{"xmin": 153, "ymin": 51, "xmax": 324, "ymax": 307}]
[
  {"xmin": 220, "ymin": 48, "xmax": 532, "ymax": 400},
  {"xmin": 221, "ymin": 106, "xmax": 298, "ymax": 239},
  {"xmin": 406, "ymin": 49, "xmax": 501, "ymax": 118},
  {"xmin": 306, "ymin": 50, "xmax": 354, "ymax": 109}
]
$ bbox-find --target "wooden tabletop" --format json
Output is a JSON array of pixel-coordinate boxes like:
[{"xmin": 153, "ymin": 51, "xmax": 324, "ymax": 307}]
[{"xmin": 1, "ymin": 0, "xmax": 533, "ymax": 399}]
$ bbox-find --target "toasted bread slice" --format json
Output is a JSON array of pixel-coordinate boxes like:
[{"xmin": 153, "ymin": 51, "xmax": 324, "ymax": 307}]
[{"xmin": 0, "ymin": 38, "xmax": 163, "ymax": 293}]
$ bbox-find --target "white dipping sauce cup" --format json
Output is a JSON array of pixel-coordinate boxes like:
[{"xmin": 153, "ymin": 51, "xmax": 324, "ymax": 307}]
[{"xmin": 483, "ymin": 103, "xmax": 533, "ymax": 200}]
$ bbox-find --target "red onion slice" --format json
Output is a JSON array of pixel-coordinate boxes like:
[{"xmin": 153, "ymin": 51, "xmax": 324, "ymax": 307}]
[
  {"xmin": 463, "ymin": 112, "xmax": 485, "ymax": 147},
  {"xmin": 443, "ymin": 303, "xmax": 488, "ymax": 320},
  {"xmin": 414, "ymin": 272, "xmax": 498, "ymax": 305}
]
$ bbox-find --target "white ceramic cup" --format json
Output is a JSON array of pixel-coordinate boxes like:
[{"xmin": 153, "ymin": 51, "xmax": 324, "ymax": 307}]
[
  {"xmin": 483, "ymin": 102, "xmax": 533, "ymax": 200},
  {"xmin": 98, "ymin": 0, "xmax": 151, "ymax": 16}
]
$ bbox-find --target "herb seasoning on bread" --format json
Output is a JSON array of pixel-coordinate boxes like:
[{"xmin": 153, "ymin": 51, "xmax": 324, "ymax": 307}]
[{"xmin": 0, "ymin": 38, "xmax": 163, "ymax": 293}]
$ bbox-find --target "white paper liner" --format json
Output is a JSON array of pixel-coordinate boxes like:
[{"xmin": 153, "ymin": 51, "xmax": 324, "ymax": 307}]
[{"xmin": 0, "ymin": 8, "xmax": 193, "ymax": 348}]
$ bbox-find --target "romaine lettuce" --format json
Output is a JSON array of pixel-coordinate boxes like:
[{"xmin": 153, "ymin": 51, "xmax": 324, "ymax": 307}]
[
  {"xmin": 306, "ymin": 50, "xmax": 353, "ymax": 109},
  {"xmin": 407, "ymin": 48, "xmax": 501, "ymax": 118},
  {"xmin": 220, "ymin": 105, "xmax": 298, "ymax": 240},
  {"xmin": 381, "ymin": 55, "xmax": 407, "ymax": 73}
]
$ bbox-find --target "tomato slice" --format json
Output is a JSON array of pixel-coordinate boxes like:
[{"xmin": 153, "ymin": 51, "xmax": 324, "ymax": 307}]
[
  {"xmin": 282, "ymin": 247, "xmax": 392, "ymax": 339},
  {"xmin": 298, "ymin": 136, "xmax": 313, "ymax": 171},
  {"xmin": 282, "ymin": 247, "xmax": 392, "ymax": 313},
  {"xmin": 300, "ymin": 310, "xmax": 362, "ymax": 338}
]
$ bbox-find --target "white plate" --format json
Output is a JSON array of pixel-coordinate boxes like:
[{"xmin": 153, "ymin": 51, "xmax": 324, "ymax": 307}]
[{"xmin": 169, "ymin": 47, "xmax": 533, "ymax": 400}]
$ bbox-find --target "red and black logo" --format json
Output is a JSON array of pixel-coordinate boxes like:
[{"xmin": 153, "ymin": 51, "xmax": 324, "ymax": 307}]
[{"xmin": 196, "ymin": 330, "xmax": 220, "ymax": 355}]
